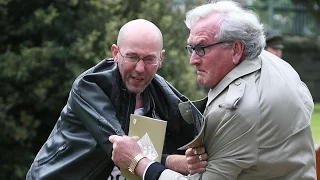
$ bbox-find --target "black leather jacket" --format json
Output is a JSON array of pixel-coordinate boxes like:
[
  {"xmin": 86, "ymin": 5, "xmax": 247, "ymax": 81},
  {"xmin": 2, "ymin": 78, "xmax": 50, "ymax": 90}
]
[{"xmin": 26, "ymin": 58, "xmax": 194, "ymax": 180}]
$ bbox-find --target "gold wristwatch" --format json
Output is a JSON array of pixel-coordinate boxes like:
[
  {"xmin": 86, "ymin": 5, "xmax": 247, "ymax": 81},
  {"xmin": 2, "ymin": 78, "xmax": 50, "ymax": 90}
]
[{"xmin": 128, "ymin": 153, "xmax": 146, "ymax": 174}]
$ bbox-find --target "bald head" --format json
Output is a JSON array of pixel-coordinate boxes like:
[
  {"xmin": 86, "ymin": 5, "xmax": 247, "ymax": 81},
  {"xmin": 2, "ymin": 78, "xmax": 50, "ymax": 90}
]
[{"xmin": 117, "ymin": 19, "xmax": 163, "ymax": 51}]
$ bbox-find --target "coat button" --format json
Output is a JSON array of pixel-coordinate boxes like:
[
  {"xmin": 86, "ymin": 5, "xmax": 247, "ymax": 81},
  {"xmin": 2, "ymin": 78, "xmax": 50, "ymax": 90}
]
[{"xmin": 234, "ymin": 79, "xmax": 241, "ymax": 86}]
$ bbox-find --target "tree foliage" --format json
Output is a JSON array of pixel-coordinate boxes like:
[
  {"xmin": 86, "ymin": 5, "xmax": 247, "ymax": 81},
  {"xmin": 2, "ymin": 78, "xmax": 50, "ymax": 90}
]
[{"xmin": 0, "ymin": 0, "xmax": 205, "ymax": 179}]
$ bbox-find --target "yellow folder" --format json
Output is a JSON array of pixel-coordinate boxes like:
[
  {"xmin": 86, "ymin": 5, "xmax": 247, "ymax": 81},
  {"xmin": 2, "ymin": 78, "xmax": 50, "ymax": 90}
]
[{"xmin": 121, "ymin": 114, "xmax": 167, "ymax": 180}]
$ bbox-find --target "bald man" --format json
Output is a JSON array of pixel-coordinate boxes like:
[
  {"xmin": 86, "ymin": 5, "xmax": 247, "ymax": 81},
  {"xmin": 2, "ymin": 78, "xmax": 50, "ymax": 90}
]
[{"xmin": 26, "ymin": 19, "xmax": 206, "ymax": 180}]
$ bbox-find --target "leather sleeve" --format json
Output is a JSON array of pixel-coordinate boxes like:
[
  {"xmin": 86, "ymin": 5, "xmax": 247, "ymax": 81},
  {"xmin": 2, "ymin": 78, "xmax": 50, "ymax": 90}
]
[{"xmin": 69, "ymin": 75, "xmax": 125, "ymax": 155}]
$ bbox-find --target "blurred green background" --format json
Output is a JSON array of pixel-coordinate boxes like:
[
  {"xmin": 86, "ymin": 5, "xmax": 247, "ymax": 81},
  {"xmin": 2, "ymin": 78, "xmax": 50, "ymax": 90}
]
[{"xmin": 312, "ymin": 104, "xmax": 320, "ymax": 144}]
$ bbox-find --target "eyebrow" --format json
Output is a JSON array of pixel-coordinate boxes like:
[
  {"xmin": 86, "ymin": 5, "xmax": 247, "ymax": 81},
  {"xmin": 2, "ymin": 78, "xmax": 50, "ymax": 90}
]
[
  {"xmin": 125, "ymin": 52, "xmax": 157, "ymax": 58},
  {"xmin": 125, "ymin": 52, "xmax": 139, "ymax": 56},
  {"xmin": 188, "ymin": 39, "xmax": 209, "ymax": 47},
  {"xmin": 188, "ymin": 43, "xmax": 206, "ymax": 48}
]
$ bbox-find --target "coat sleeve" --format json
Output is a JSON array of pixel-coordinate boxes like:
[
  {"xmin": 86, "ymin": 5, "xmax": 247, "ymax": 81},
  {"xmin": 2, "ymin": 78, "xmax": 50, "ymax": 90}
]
[
  {"xmin": 149, "ymin": 109, "xmax": 258, "ymax": 180},
  {"xmin": 148, "ymin": 78, "xmax": 259, "ymax": 180},
  {"xmin": 68, "ymin": 75, "xmax": 125, "ymax": 154}
]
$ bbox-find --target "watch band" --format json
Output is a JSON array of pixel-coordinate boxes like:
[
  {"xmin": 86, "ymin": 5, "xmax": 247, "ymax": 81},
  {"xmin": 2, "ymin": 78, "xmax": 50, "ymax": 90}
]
[{"xmin": 128, "ymin": 153, "xmax": 146, "ymax": 174}]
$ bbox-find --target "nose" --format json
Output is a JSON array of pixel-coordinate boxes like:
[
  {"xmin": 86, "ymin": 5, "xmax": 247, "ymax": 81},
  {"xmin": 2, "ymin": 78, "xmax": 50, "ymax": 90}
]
[
  {"xmin": 135, "ymin": 59, "xmax": 146, "ymax": 73},
  {"xmin": 190, "ymin": 53, "xmax": 201, "ymax": 65}
]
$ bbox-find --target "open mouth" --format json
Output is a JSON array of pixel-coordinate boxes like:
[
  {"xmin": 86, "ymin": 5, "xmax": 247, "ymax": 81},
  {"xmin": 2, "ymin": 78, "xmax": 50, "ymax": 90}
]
[{"xmin": 132, "ymin": 76, "xmax": 144, "ymax": 82}]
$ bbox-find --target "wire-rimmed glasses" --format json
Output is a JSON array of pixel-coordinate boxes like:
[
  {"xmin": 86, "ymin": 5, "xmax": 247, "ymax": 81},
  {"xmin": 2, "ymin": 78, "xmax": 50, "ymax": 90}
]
[
  {"xmin": 118, "ymin": 48, "xmax": 160, "ymax": 65},
  {"xmin": 185, "ymin": 41, "xmax": 227, "ymax": 57}
]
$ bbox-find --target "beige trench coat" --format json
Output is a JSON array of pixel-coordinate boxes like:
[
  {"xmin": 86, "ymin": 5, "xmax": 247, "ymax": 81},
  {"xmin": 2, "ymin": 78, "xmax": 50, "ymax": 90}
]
[{"xmin": 159, "ymin": 51, "xmax": 316, "ymax": 180}]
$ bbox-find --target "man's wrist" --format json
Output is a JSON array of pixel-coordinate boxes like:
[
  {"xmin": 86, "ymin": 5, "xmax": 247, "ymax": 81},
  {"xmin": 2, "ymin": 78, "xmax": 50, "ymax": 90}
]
[
  {"xmin": 165, "ymin": 154, "xmax": 189, "ymax": 175},
  {"xmin": 135, "ymin": 156, "xmax": 152, "ymax": 177},
  {"xmin": 128, "ymin": 154, "xmax": 146, "ymax": 174}
]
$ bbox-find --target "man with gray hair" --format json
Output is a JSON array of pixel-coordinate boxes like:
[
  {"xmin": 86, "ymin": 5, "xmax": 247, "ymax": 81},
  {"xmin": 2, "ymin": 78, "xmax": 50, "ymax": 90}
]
[{"xmin": 109, "ymin": 1, "xmax": 316, "ymax": 179}]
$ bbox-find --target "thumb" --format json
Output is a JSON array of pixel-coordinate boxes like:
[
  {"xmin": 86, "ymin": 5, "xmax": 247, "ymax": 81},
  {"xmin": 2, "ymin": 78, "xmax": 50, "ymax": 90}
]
[
  {"xmin": 132, "ymin": 136, "xmax": 140, "ymax": 141},
  {"xmin": 109, "ymin": 135, "xmax": 119, "ymax": 143}
]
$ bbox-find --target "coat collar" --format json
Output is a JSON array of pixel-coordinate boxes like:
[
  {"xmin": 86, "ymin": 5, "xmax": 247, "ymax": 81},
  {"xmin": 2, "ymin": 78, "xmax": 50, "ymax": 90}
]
[{"xmin": 207, "ymin": 56, "xmax": 262, "ymax": 106}]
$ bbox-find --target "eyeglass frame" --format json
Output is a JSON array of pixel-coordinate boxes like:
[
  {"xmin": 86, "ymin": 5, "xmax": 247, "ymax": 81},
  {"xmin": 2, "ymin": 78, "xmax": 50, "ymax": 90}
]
[
  {"xmin": 117, "ymin": 47, "xmax": 161, "ymax": 65},
  {"xmin": 185, "ymin": 41, "xmax": 228, "ymax": 57}
]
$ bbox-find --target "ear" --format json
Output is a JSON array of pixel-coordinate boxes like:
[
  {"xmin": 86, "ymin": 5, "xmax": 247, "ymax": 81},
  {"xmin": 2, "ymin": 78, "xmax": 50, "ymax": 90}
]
[
  {"xmin": 111, "ymin": 44, "xmax": 119, "ymax": 63},
  {"xmin": 232, "ymin": 40, "xmax": 245, "ymax": 65},
  {"xmin": 157, "ymin": 49, "xmax": 165, "ymax": 69}
]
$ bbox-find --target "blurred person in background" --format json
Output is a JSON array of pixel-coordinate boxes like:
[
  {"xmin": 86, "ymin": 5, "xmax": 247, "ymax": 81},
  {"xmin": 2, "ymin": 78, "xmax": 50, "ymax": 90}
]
[{"xmin": 265, "ymin": 31, "xmax": 284, "ymax": 58}]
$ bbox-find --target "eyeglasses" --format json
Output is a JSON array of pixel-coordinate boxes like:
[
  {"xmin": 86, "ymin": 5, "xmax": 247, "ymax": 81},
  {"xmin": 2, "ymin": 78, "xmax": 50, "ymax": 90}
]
[
  {"xmin": 118, "ymin": 48, "xmax": 160, "ymax": 65},
  {"xmin": 185, "ymin": 41, "xmax": 227, "ymax": 57}
]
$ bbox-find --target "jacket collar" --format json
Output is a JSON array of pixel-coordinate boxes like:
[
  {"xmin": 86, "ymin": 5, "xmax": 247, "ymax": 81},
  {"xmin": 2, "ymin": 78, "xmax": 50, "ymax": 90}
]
[{"xmin": 207, "ymin": 56, "xmax": 262, "ymax": 106}]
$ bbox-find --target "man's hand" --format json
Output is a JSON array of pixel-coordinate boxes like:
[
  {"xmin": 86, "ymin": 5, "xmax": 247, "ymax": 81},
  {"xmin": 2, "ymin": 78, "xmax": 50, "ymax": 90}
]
[
  {"xmin": 185, "ymin": 146, "xmax": 208, "ymax": 174},
  {"xmin": 165, "ymin": 154, "xmax": 189, "ymax": 175},
  {"xmin": 109, "ymin": 135, "xmax": 208, "ymax": 176},
  {"xmin": 165, "ymin": 146, "xmax": 208, "ymax": 175},
  {"xmin": 109, "ymin": 135, "xmax": 152, "ymax": 176},
  {"xmin": 109, "ymin": 135, "xmax": 142, "ymax": 169}
]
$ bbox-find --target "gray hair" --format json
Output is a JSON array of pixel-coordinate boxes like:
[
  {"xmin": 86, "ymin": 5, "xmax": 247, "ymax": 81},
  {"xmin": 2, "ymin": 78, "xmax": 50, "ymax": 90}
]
[{"xmin": 185, "ymin": 0, "xmax": 266, "ymax": 59}]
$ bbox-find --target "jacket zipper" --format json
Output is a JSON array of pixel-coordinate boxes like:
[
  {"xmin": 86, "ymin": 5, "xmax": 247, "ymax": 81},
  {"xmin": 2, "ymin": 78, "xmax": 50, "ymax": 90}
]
[{"xmin": 37, "ymin": 142, "xmax": 68, "ymax": 166}]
